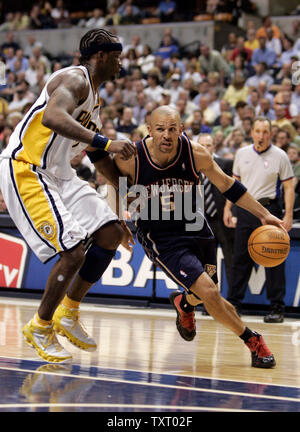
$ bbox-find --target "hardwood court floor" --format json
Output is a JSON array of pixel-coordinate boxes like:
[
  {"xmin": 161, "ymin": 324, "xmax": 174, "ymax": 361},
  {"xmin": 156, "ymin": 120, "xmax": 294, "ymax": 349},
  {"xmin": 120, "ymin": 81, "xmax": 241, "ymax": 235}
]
[{"xmin": 0, "ymin": 296, "xmax": 300, "ymax": 412}]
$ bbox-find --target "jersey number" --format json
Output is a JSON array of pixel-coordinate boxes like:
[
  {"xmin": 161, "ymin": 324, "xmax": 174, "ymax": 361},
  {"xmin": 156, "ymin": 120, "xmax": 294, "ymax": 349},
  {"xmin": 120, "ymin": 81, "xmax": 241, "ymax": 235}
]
[{"xmin": 160, "ymin": 194, "xmax": 175, "ymax": 212}]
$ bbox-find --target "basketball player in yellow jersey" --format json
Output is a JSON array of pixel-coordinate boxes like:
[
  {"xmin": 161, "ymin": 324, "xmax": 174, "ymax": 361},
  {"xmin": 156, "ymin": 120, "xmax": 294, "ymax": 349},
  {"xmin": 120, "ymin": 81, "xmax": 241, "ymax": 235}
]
[{"xmin": 0, "ymin": 28, "xmax": 136, "ymax": 363}]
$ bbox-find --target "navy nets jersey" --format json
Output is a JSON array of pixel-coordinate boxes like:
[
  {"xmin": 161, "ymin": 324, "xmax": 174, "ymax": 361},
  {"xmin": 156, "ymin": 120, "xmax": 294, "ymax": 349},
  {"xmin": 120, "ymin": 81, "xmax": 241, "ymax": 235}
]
[{"xmin": 131, "ymin": 134, "xmax": 214, "ymax": 255}]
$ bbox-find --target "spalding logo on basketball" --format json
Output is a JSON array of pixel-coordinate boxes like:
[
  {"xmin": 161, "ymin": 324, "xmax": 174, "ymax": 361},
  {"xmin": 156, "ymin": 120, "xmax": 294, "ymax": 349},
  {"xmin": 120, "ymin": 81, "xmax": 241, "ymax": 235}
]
[{"xmin": 248, "ymin": 225, "xmax": 290, "ymax": 267}]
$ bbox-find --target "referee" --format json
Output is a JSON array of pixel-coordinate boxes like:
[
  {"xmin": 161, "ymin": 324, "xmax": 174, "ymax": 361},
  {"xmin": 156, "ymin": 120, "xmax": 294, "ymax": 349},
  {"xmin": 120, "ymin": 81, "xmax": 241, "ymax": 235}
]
[{"xmin": 223, "ymin": 117, "xmax": 295, "ymax": 322}]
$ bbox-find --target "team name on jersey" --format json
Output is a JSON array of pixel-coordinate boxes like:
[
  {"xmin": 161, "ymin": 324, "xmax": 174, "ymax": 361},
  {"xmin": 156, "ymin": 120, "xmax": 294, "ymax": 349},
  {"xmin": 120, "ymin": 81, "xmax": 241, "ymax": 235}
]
[
  {"xmin": 76, "ymin": 110, "xmax": 100, "ymax": 133},
  {"xmin": 145, "ymin": 178, "xmax": 194, "ymax": 198}
]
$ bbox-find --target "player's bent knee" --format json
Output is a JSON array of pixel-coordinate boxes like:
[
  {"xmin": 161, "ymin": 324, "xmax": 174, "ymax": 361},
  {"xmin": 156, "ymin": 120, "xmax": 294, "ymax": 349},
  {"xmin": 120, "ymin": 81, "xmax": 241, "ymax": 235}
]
[
  {"xmin": 94, "ymin": 222, "xmax": 124, "ymax": 250},
  {"xmin": 60, "ymin": 243, "xmax": 86, "ymax": 271}
]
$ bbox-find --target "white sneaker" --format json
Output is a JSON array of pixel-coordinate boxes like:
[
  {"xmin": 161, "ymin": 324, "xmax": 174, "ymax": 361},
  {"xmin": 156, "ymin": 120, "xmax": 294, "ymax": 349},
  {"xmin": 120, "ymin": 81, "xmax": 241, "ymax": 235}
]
[
  {"xmin": 53, "ymin": 304, "xmax": 97, "ymax": 352},
  {"xmin": 22, "ymin": 319, "xmax": 72, "ymax": 363}
]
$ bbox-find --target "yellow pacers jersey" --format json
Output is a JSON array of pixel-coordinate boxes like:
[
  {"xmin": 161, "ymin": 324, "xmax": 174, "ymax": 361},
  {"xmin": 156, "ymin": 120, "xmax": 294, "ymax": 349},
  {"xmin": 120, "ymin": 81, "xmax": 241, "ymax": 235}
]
[{"xmin": 2, "ymin": 65, "xmax": 101, "ymax": 180}]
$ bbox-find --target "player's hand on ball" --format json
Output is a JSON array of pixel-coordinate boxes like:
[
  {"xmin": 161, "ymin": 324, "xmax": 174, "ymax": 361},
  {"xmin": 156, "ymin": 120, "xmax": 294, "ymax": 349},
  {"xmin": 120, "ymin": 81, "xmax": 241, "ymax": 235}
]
[
  {"xmin": 109, "ymin": 140, "xmax": 136, "ymax": 160},
  {"xmin": 260, "ymin": 213, "xmax": 287, "ymax": 233}
]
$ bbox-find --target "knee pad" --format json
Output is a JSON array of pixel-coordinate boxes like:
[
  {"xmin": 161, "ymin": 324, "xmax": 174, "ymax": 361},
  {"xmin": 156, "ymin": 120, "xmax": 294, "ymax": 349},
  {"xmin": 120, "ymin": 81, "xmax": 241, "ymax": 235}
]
[{"xmin": 79, "ymin": 242, "xmax": 116, "ymax": 284}]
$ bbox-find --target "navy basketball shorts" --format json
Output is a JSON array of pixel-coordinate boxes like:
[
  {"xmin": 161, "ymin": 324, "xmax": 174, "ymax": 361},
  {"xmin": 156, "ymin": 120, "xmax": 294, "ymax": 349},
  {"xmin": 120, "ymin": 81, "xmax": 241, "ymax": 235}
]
[{"xmin": 140, "ymin": 233, "xmax": 218, "ymax": 292}]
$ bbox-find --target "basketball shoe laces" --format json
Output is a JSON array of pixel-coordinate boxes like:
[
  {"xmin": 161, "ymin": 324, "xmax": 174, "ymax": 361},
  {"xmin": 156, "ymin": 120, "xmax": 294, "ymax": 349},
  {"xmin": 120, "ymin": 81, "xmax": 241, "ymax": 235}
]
[
  {"xmin": 41, "ymin": 326, "xmax": 64, "ymax": 351},
  {"xmin": 66, "ymin": 308, "xmax": 89, "ymax": 338},
  {"xmin": 180, "ymin": 309, "xmax": 195, "ymax": 331},
  {"xmin": 246, "ymin": 334, "xmax": 272, "ymax": 358}
]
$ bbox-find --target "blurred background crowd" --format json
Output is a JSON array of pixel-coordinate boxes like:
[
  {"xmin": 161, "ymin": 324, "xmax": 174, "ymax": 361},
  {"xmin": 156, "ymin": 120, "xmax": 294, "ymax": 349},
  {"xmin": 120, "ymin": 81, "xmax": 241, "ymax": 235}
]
[{"xmin": 0, "ymin": 0, "xmax": 299, "ymax": 220}]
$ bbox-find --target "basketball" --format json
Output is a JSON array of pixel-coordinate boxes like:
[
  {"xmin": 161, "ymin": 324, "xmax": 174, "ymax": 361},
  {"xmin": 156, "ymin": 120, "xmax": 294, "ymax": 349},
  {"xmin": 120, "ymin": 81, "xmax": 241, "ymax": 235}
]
[{"xmin": 248, "ymin": 225, "xmax": 290, "ymax": 267}]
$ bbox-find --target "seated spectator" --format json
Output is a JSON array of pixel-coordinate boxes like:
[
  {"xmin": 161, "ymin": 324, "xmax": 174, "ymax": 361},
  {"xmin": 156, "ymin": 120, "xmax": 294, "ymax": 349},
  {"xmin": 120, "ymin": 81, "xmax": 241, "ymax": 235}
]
[
  {"xmin": 122, "ymin": 75, "xmax": 137, "ymax": 107},
  {"xmin": 154, "ymin": 34, "xmax": 179, "ymax": 60},
  {"xmin": 156, "ymin": 0, "xmax": 176, "ymax": 22},
  {"xmin": 224, "ymin": 127, "xmax": 248, "ymax": 154},
  {"xmin": 144, "ymin": 73, "xmax": 164, "ymax": 103},
  {"xmin": 99, "ymin": 81, "xmax": 115, "ymax": 106},
  {"xmin": 199, "ymin": 44, "xmax": 231, "ymax": 88},
  {"xmin": 165, "ymin": 52, "xmax": 185, "ymax": 77},
  {"xmin": 10, "ymin": 49, "xmax": 29, "ymax": 73},
  {"xmin": 7, "ymin": 79, "xmax": 35, "ymax": 114},
  {"xmin": 122, "ymin": 48, "xmax": 139, "ymax": 73},
  {"xmin": 123, "ymin": 35, "xmax": 144, "ymax": 57},
  {"xmin": 266, "ymin": 28, "xmax": 282, "ymax": 58},
  {"xmin": 116, "ymin": 107, "xmax": 137, "ymax": 136},
  {"xmin": 233, "ymin": 100, "xmax": 247, "ymax": 127},
  {"xmin": 244, "ymin": 28, "xmax": 259, "ymax": 52},
  {"xmin": 6, "ymin": 111, "xmax": 24, "ymax": 129},
  {"xmin": 0, "ymin": 13, "xmax": 15, "ymax": 32},
  {"xmin": 221, "ymin": 32, "xmax": 238, "ymax": 63},
  {"xmin": 245, "ymin": 62, "xmax": 274, "ymax": 89},
  {"xmin": 10, "ymin": 11, "xmax": 30, "ymax": 31},
  {"xmin": 104, "ymin": 6, "xmax": 121, "ymax": 26},
  {"xmin": 279, "ymin": 35, "xmax": 298, "ymax": 66},
  {"xmin": 137, "ymin": 45, "xmax": 156, "ymax": 75},
  {"xmin": 212, "ymin": 111, "xmax": 233, "ymax": 137},
  {"xmin": 51, "ymin": 0, "xmax": 70, "ymax": 27},
  {"xmin": 256, "ymin": 16, "xmax": 282, "ymax": 40},
  {"xmin": 168, "ymin": 73, "xmax": 184, "ymax": 105},
  {"xmin": 257, "ymin": 98, "xmax": 276, "ymax": 120},
  {"xmin": 120, "ymin": 5, "xmax": 141, "ymax": 25},
  {"xmin": 274, "ymin": 128, "xmax": 291, "ymax": 152},
  {"xmin": 23, "ymin": 35, "xmax": 43, "ymax": 58},
  {"xmin": 84, "ymin": 8, "xmax": 105, "ymax": 28},
  {"xmin": 31, "ymin": 45, "xmax": 51, "ymax": 74},
  {"xmin": 188, "ymin": 116, "xmax": 212, "ymax": 140},
  {"xmin": 117, "ymin": 0, "xmax": 141, "ymax": 17},
  {"xmin": 241, "ymin": 117, "xmax": 253, "ymax": 143},
  {"xmin": 272, "ymin": 92, "xmax": 298, "ymax": 140},
  {"xmin": 1, "ymin": 31, "xmax": 20, "ymax": 56},
  {"xmin": 132, "ymin": 92, "xmax": 148, "ymax": 124},
  {"xmin": 291, "ymin": 83, "xmax": 300, "ymax": 114},
  {"xmin": 222, "ymin": 72, "xmax": 249, "ymax": 107},
  {"xmin": 184, "ymin": 63, "xmax": 202, "ymax": 85},
  {"xmin": 176, "ymin": 98, "xmax": 189, "ymax": 123},
  {"xmin": 252, "ymin": 36, "xmax": 277, "ymax": 68},
  {"xmin": 159, "ymin": 28, "xmax": 179, "ymax": 48},
  {"xmin": 229, "ymin": 36, "xmax": 252, "ymax": 64}
]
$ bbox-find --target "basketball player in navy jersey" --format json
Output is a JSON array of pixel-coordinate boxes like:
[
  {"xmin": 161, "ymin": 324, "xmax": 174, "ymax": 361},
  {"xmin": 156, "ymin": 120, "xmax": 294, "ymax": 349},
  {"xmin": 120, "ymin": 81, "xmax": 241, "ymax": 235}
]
[{"xmin": 111, "ymin": 105, "xmax": 286, "ymax": 368}]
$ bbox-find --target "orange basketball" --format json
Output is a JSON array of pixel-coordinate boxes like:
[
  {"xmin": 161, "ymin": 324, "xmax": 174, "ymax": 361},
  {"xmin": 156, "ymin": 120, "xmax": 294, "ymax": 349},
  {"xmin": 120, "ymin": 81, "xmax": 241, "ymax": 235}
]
[{"xmin": 248, "ymin": 225, "xmax": 290, "ymax": 268}]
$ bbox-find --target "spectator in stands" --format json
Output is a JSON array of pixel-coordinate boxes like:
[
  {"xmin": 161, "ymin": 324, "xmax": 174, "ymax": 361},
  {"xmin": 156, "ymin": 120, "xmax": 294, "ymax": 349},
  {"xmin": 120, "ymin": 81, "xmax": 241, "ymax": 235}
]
[
  {"xmin": 123, "ymin": 35, "xmax": 143, "ymax": 57},
  {"xmin": 0, "ymin": 12, "xmax": 15, "ymax": 32},
  {"xmin": 132, "ymin": 91, "xmax": 147, "ymax": 124},
  {"xmin": 104, "ymin": 6, "xmax": 121, "ymax": 26},
  {"xmin": 1, "ymin": 31, "xmax": 20, "ymax": 55},
  {"xmin": 116, "ymin": 107, "xmax": 137, "ymax": 137},
  {"xmin": 256, "ymin": 16, "xmax": 282, "ymax": 40},
  {"xmin": 229, "ymin": 36, "xmax": 252, "ymax": 64},
  {"xmin": 266, "ymin": 28, "xmax": 282, "ymax": 58},
  {"xmin": 165, "ymin": 52, "xmax": 185, "ymax": 77},
  {"xmin": 51, "ymin": 0, "xmax": 70, "ymax": 27},
  {"xmin": 272, "ymin": 92, "xmax": 298, "ymax": 140},
  {"xmin": 274, "ymin": 129, "xmax": 291, "ymax": 152},
  {"xmin": 144, "ymin": 73, "xmax": 164, "ymax": 103},
  {"xmin": 99, "ymin": 81, "xmax": 115, "ymax": 106},
  {"xmin": 245, "ymin": 62, "xmax": 274, "ymax": 89},
  {"xmin": 168, "ymin": 73, "xmax": 183, "ymax": 105},
  {"xmin": 212, "ymin": 111, "xmax": 233, "ymax": 137},
  {"xmin": 244, "ymin": 28, "xmax": 259, "ymax": 52},
  {"xmin": 10, "ymin": 49, "xmax": 29, "ymax": 73},
  {"xmin": 31, "ymin": 45, "xmax": 51, "ymax": 74},
  {"xmin": 117, "ymin": 0, "xmax": 141, "ymax": 17},
  {"xmin": 84, "ymin": 8, "xmax": 105, "ymax": 28},
  {"xmin": 252, "ymin": 36, "xmax": 277, "ymax": 68},
  {"xmin": 154, "ymin": 34, "xmax": 179, "ymax": 60},
  {"xmin": 241, "ymin": 117, "xmax": 253, "ymax": 143},
  {"xmin": 221, "ymin": 32, "xmax": 238, "ymax": 63},
  {"xmin": 156, "ymin": 0, "xmax": 176, "ymax": 22},
  {"xmin": 159, "ymin": 27, "xmax": 179, "ymax": 48},
  {"xmin": 257, "ymin": 98, "xmax": 276, "ymax": 120},
  {"xmin": 122, "ymin": 75, "xmax": 137, "ymax": 106},
  {"xmin": 137, "ymin": 45, "xmax": 156, "ymax": 75},
  {"xmin": 23, "ymin": 35, "xmax": 43, "ymax": 58},
  {"xmin": 280, "ymin": 36, "xmax": 298, "ymax": 66},
  {"xmin": 222, "ymin": 71, "xmax": 249, "ymax": 107},
  {"xmin": 7, "ymin": 79, "xmax": 35, "ymax": 114},
  {"xmin": 120, "ymin": 5, "xmax": 141, "ymax": 25},
  {"xmin": 199, "ymin": 44, "xmax": 230, "ymax": 88}
]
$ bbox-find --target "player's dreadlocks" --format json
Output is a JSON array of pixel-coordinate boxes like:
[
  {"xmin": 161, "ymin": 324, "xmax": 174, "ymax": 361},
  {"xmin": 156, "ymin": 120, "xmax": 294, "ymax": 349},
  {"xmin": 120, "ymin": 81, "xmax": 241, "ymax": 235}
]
[{"xmin": 79, "ymin": 28, "xmax": 118, "ymax": 64}]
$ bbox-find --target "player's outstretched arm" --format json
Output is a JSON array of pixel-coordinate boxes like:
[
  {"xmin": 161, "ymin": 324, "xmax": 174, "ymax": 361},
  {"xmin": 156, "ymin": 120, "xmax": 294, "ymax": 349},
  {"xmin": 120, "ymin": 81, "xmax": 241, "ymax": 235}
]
[{"xmin": 192, "ymin": 141, "xmax": 285, "ymax": 230}]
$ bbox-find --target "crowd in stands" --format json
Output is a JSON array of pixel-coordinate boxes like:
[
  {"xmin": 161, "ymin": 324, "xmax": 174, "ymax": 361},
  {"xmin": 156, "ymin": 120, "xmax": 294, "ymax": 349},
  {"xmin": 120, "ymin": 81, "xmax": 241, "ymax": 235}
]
[{"xmin": 0, "ymin": 2, "xmax": 299, "ymax": 219}]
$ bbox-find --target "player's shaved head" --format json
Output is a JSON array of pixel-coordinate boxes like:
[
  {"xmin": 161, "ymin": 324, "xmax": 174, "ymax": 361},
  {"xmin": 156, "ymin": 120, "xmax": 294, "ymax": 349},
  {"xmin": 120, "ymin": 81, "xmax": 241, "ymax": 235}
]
[{"xmin": 149, "ymin": 105, "xmax": 181, "ymax": 127}]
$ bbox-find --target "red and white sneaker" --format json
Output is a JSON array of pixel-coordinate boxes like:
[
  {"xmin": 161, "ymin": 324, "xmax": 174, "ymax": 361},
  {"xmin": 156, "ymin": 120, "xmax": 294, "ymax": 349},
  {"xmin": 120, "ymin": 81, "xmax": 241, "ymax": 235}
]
[
  {"xmin": 169, "ymin": 291, "xmax": 196, "ymax": 341},
  {"xmin": 245, "ymin": 332, "xmax": 276, "ymax": 368}
]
